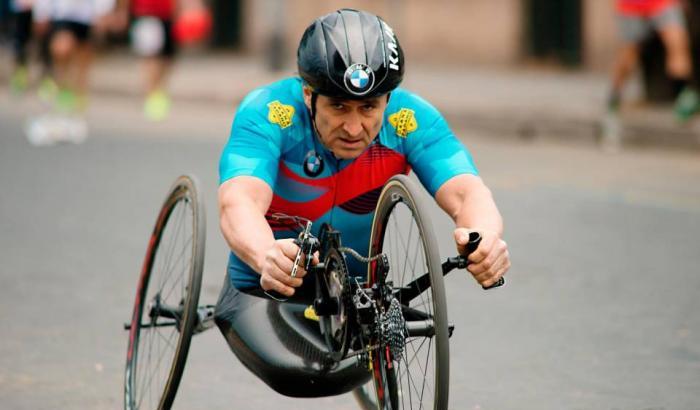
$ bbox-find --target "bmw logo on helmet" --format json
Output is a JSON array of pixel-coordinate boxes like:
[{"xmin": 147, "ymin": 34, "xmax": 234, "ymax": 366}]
[
  {"xmin": 303, "ymin": 150, "xmax": 324, "ymax": 177},
  {"xmin": 343, "ymin": 63, "xmax": 375, "ymax": 96}
]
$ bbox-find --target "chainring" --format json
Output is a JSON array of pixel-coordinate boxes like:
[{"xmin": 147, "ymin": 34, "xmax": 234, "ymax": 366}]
[{"xmin": 320, "ymin": 248, "xmax": 351, "ymax": 361}]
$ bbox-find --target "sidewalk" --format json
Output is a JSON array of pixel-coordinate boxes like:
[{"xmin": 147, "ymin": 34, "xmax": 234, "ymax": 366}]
[{"xmin": 6, "ymin": 49, "xmax": 700, "ymax": 151}]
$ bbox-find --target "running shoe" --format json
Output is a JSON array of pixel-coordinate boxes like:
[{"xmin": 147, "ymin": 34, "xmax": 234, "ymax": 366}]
[
  {"xmin": 144, "ymin": 89, "xmax": 171, "ymax": 121},
  {"xmin": 10, "ymin": 66, "xmax": 29, "ymax": 94},
  {"xmin": 37, "ymin": 76, "xmax": 59, "ymax": 104},
  {"xmin": 25, "ymin": 114, "xmax": 63, "ymax": 146},
  {"xmin": 601, "ymin": 111, "xmax": 622, "ymax": 153},
  {"xmin": 56, "ymin": 88, "xmax": 78, "ymax": 113},
  {"xmin": 674, "ymin": 87, "xmax": 700, "ymax": 122},
  {"xmin": 25, "ymin": 114, "xmax": 88, "ymax": 146}
]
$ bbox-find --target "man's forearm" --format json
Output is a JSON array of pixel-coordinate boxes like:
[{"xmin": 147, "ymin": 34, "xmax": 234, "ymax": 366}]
[
  {"xmin": 436, "ymin": 174, "xmax": 504, "ymax": 237},
  {"xmin": 453, "ymin": 185, "xmax": 503, "ymax": 237},
  {"xmin": 219, "ymin": 200, "xmax": 275, "ymax": 274}
]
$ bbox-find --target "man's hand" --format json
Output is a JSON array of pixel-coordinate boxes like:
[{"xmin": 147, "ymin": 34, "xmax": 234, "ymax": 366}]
[
  {"xmin": 454, "ymin": 228, "xmax": 510, "ymax": 288},
  {"xmin": 259, "ymin": 238, "xmax": 319, "ymax": 297}
]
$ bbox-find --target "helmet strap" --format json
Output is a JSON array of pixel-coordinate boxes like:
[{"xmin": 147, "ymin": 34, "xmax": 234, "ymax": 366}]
[
  {"xmin": 310, "ymin": 91, "xmax": 319, "ymax": 122},
  {"xmin": 309, "ymin": 91, "xmax": 325, "ymax": 143}
]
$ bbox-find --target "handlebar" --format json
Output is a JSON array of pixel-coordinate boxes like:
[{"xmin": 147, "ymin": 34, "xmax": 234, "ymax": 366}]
[{"xmin": 459, "ymin": 231, "xmax": 505, "ymax": 291}]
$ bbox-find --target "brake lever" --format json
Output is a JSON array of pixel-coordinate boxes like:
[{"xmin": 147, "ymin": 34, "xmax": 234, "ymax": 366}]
[
  {"xmin": 459, "ymin": 231, "xmax": 505, "ymax": 290},
  {"xmin": 291, "ymin": 220, "xmax": 313, "ymax": 278}
]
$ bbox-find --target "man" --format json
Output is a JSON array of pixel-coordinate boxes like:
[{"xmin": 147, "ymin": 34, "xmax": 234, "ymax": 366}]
[
  {"xmin": 218, "ymin": 9, "xmax": 510, "ymax": 299},
  {"xmin": 8, "ymin": 0, "xmax": 55, "ymax": 99},
  {"xmin": 33, "ymin": 0, "xmax": 113, "ymax": 110},
  {"xmin": 112, "ymin": 0, "xmax": 178, "ymax": 121},
  {"xmin": 26, "ymin": 0, "xmax": 114, "ymax": 144},
  {"xmin": 8, "ymin": 0, "xmax": 33, "ymax": 93},
  {"xmin": 608, "ymin": 0, "xmax": 699, "ymax": 121}
]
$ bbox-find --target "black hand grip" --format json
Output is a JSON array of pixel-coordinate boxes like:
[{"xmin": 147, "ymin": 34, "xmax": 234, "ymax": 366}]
[
  {"xmin": 462, "ymin": 231, "xmax": 505, "ymax": 290},
  {"xmin": 483, "ymin": 276, "xmax": 505, "ymax": 290}
]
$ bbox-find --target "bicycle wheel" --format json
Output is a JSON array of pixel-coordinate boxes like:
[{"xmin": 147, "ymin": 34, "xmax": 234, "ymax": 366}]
[
  {"xmin": 125, "ymin": 175, "xmax": 206, "ymax": 410},
  {"xmin": 365, "ymin": 174, "xmax": 449, "ymax": 410}
]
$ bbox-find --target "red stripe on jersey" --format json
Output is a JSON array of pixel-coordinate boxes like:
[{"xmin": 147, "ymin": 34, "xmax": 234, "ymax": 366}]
[{"xmin": 267, "ymin": 144, "xmax": 408, "ymax": 226}]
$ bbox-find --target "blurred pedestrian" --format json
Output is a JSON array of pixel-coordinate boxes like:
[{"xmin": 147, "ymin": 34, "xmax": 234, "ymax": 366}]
[
  {"xmin": 25, "ymin": 0, "xmax": 115, "ymax": 145},
  {"xmin": 7, "ymin": 0, "xmax": 33, "ymax": 93},
  {"xmin": 0, "ymin": 0, "xmax": 10, "ymax": 35},
  {"xmin": 5, "ymin": 0, "xmax": 54, "ymax": 98},
  {"xmin": 111, "ymin": 0, "xmax": 210, "ymax": 121},
  {"xmin": 608, "ymin": 0, "xmax": 700, "ymax": 121}
]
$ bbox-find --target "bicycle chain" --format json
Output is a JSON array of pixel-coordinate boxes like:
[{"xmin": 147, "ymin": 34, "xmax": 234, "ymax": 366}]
[{"xmin": 338, "ymin": 247, "xmax": 384, "ymax": 263}]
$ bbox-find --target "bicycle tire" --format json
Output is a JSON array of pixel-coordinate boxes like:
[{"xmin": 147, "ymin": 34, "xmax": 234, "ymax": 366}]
[
  {"xmin": 124, "ymin": 175, "xmax": 206, "ymax": 410},
  {"xmin": 361, "ymin": 174, "xmax": 449, "ymax": 410}
]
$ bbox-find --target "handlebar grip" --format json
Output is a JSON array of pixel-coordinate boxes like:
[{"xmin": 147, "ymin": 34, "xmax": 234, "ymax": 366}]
[
  {"xmin": 483, "ymin": 276, "xmax": 505, "ymax": 290},
  {"xmin": 463, "ymin": 231, "xmax": 505, "ymax": 291}
]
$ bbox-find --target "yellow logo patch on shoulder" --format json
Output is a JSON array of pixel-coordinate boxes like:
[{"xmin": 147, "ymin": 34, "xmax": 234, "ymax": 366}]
[
  {"xmin": 267, "ymin": 101, "xmax": 295, "ymax": 129},
  {"xmin": 388, "ymin": 108, "xmax": 418, "ymax": 138}
]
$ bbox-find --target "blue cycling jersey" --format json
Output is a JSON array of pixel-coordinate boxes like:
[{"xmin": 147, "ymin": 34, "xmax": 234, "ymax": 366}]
[{"xmin": 219, "ymin": 77, "xmax": 478, "ymax": 290}]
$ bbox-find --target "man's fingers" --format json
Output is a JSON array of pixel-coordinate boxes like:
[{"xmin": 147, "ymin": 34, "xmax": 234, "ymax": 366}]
[
  {"xmin": 268, "ymin": 263, "xmax": 304, "ymax": 287},
  {"xmin": 454, "ymin": 228, "xmax": 474, "ymax": 255},
  {"xmin": 466, "ymin": 238, "xmax": 493, "ymax": 264},
  {"xmin": 278, "ymin": 239, "xmax": 319, "ymax": 272},
  {"xmin": 468, "ymin": 244, "xmax": 506, "ymax": 276},
  {"xmin": 279, "ymin": 239, "xmax": 301, "ymax": 259},
  {"xmin": 260, "ymin": 275, "xmax": 295, "ymax": 297},
  {"xmin": 468, "ymin": 248, "xmax": 509, "ymax": 285},
  {"xmin": 480, "ymin": 257, "xmax": 508, "ymax": 287}
]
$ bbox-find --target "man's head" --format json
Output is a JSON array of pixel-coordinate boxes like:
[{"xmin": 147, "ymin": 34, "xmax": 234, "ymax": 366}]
[{"xmin": 297, "ymin": 9, "xmax": 405, "ymax": 159}]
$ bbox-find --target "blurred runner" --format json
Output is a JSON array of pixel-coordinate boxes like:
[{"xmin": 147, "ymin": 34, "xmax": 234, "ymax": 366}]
[
  {"xmin": 608, "ymin": 0, "xmax": 700, "ymax": 121},
  {"xmin": 6, "ymin": 0, "xmax": 55, "ymax": 98},
  {"xmin": 26, "ymin": 0, "xmax": 114, "ymax": 145},
  {"xmin": 112, "ymin": 0, "xmax": 210, "ymax": 121},
  {"xmin": 8, "ymin": 0, "xmax": 33, "ymax": 93}
]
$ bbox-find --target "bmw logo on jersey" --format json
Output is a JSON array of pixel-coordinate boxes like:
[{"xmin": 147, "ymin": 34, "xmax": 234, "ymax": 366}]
[
  {"xmin": 303, "ymin": 150, "xmax": 324, "ymax": 177},
  {"xmin": 343, "ymin": 63, "xmax": 375, "ymax": 96}
]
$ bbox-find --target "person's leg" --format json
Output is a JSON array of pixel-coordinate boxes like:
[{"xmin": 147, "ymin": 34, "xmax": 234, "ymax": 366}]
[
  {"xmin": 608, "ymin": 14, "xmax": 650, "ymax": 111},
  {"xmin": 50, "ymin": 26, "xmax": 78, "ymax": 88},
  {"xmin": 51, "ymin": 21, "xmax": 92, "ymax": 113},
  {"xmin": 654, "ymin": 4, "xmax": 700, "ymax": 120},
  {"xmin": 73, "ymin": 41, "xmax": 93, "ymax": 109},
  {"xmin": 37, "ymin": 26, "xmax": 58, "ymax": 103},
  {"xmin": 654, "ymin": 4, "xmax": 692, "ymax": 83},
  {"xmin": 143, "ymin": 18, "xmax": 175, "ymax": 121},
  {"xmin": 609, "ymin": 43, "xmax": 640, "ymax": 110},
  {"xmin": 10, "ymin": 9, "xmax": 32, "ymax": 92},
  {"xmin": 144, "ymin": 55, "xmax": 171, "ymax": 94}
]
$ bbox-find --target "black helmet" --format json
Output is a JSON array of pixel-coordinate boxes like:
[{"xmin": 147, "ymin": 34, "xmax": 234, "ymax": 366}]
[{"xmin": 297, "ymin": 9, "xmax": 404, "ymax": 99}]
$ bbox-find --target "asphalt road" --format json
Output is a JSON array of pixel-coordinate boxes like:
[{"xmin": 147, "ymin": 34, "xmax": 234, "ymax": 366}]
[{"xmin": 1, "ymin": 92, "xmax": 700, "ymax": 410}]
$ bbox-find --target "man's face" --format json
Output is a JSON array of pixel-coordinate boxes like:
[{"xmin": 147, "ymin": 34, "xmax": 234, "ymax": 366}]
[{"xmin": 303, "ymin": 87, "xmax": 388, "ymax": 160}]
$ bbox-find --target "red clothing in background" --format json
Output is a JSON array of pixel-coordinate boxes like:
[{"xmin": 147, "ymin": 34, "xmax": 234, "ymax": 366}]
[
  {"xmin": 132, "ymin": 0, "xmax": 174, "ymax": 19},
  {"xmin": 617, "ymin": 0, "xmax": 677, "ymax": 16}
]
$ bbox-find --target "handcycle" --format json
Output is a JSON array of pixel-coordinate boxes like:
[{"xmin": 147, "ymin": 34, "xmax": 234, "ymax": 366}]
[{"xmin": 123, "ymin": 174, "xmax": 503, "ymax": 410}]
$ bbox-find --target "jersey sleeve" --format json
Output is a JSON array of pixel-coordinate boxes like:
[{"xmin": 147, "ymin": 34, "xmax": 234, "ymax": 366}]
[
  {"xmin": 402, "ymin": 95, "xmax": 478, "ymax": 196},
  {"xmin": 219, "ymin": 89, "xmax": 283, "ymax": 187}
]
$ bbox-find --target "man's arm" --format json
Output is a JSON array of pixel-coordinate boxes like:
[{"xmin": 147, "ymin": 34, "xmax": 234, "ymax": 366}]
[
  {"xmin": 218, "ymin": 176, "xmax": 313, "ymax": 296},
  {"xmin": 434, "ymin": 174, "xmax": 510, "ymax": 287}
]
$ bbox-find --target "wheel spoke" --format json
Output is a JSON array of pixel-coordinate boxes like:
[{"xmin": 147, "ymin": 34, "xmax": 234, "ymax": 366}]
[
  {"xmin": 160, "ymin": 220, "xmax": 192, "ymax": 301},
  {"xmin": 158, "ymin": 200, "xmax": 185, "ymax": 291},
  {"xmin": 138, "ymin": 325, "xmax": 178, "ymax": 409},
  {"xmin": 401, "ymin": 339, "xmax": 433, "ymax": 408}
]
